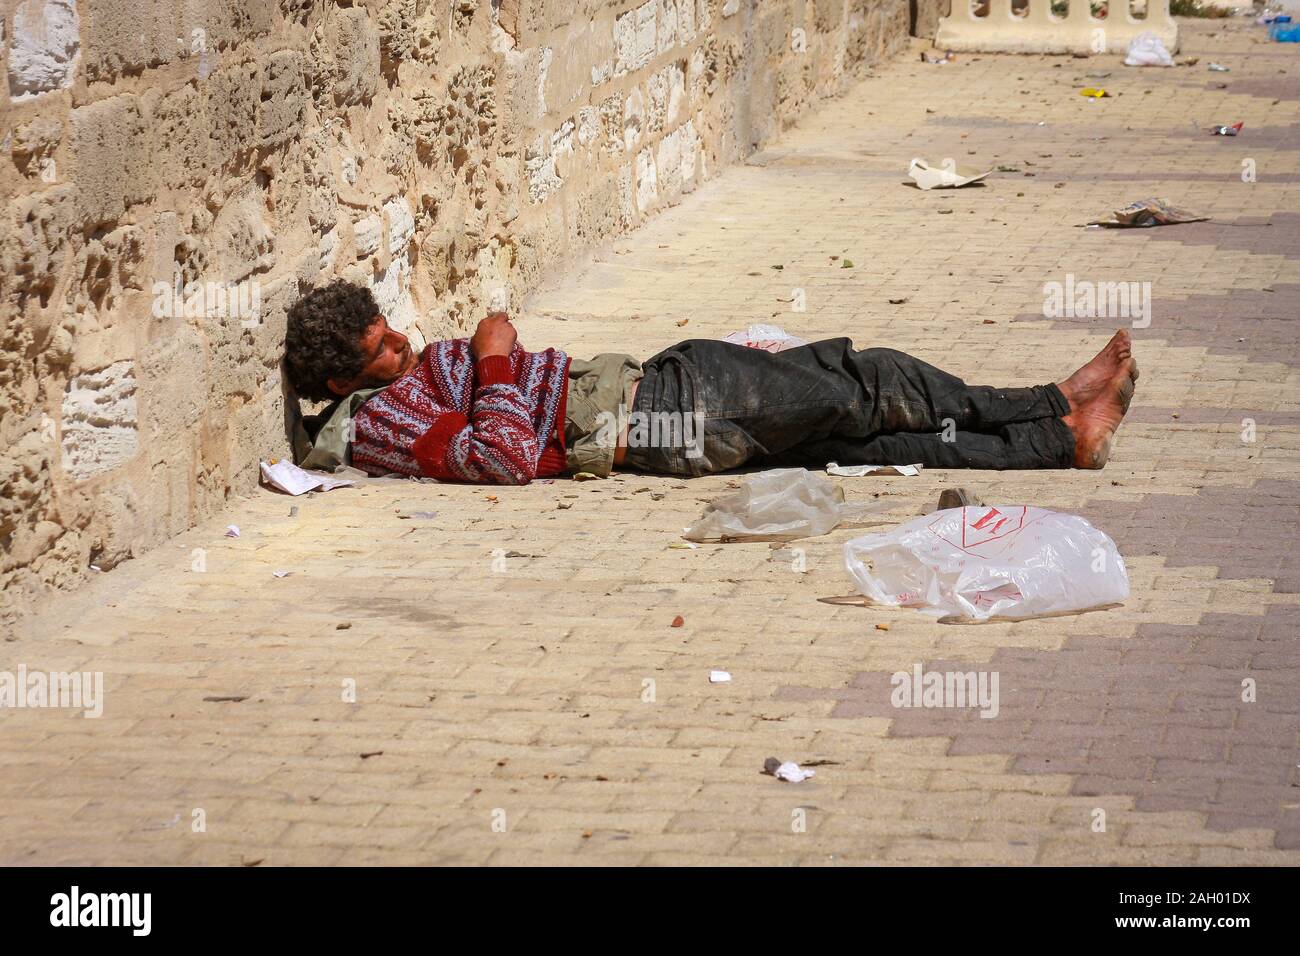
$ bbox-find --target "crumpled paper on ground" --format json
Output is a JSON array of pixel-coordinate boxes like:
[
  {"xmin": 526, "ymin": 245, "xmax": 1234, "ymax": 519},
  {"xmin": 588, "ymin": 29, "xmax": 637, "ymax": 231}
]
[
  {"xmin": 260, "ymin": 459, "xmax": 356, "ymax": 496},
  {"xmin": 683, "ymin": 468, "xmax": 886, "ymax": 543},
  {"xmin": 827, "ymin": 461, "xmax": 922, "ymax": 477},
  {"xmin": 908, "ymin": 158, "xmax": 990, "ymax": 190},
  {"xmin": 764, "ymin": 757, "xmax": 816, "ymax": 783},
  {"xmin": 1087, "ymin": 197, "xmax": 1209, "ymax": 228}
]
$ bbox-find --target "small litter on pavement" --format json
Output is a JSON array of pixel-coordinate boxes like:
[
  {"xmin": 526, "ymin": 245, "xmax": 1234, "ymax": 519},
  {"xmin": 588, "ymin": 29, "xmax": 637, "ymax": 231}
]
[
  {"xmin": 722, "ymin": 324, "xmax": 808, "ymax": 353},
  {"xmin": 1123, "ymin": 32, "xmax": 1174, "ymax": 68},
  {"xmin": 1208, "ymin": 62, "xmax": 1230, "ymax": 72},
  {"xmin": 225, "ymin": 525, "xmax": 240, "ymax": 538},
  {"xmin": 683, "ymin": 468, "xmax": 888, "ymax": 543},
  {"xmin": 763, "ymin": 757, "xmax": 816, "ymax": 783},
  {"xmin": 921, "ymin": 51, "xmax": 956, "ymax": 64},
  {"xmin": 907, "ymin": 158, "xmax": 990, "ymax": 190},
  {"xmin": 398, "ymin": 511, "xmax": 438, "ymax": 520},
  {"xmin": 140, "ymin": 813, "xmax": 182, "ymax": 832},
  {"xmin": 842, "ymin": 505, "xmax": 1130, "ymax": 623},
  {"xmin": 1086, "ymin": 197, "xmax": 1209, "ymax": 228},
  {"xmin": 936, "ymin": 487, "xmax": 984, "ymax": 511},
  {"xmin": 709, "ymin": 670, "xmax": 732, "ymax": 683},
  {"xmin": 1079, "ymin": 88, "xmax": 1111, "ymax": 99},
  {"xmin": 260, "ymin": 459, "xmax": 356, "ymax": 496},
  {"xmin": 1210, "ymin": 122, "xmax": 1244, "ymax": 136},
  {"xmin": 827, "ymin": 461, "xmax": 922, "ymax": 478},
  {"xmin": 272, "ymin": 570, "xmax": 292, "ymax": 578}
]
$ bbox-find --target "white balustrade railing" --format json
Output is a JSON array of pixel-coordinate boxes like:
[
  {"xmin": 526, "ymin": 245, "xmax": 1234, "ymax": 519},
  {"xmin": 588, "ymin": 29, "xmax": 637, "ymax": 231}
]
[{"xmin": 935, "ymin": 0, "xmax": 1178, "ymax": 55}]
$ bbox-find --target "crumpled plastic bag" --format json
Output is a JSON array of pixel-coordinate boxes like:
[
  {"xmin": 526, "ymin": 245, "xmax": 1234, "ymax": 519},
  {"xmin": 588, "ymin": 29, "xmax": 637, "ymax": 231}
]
[
  {"xmin": 722, "ymin": 323, "xmax": 808, "ymax": 353},
  {"xmin": 683, "ymin": 468, "xmax": 884, "ymax": 543},
  {"xmin": 843, "ymin": 505, "xmax": 1129, "ymax": 622},
  {"xmin": 1123, "ymin": 32, "xmax": 1174, "ymax": 68}
]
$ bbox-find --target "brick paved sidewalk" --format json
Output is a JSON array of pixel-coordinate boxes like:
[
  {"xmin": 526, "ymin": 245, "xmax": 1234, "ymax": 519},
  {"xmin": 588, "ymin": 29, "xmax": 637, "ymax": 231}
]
[{"xmin": 6, "ymin": 20, "xmax": 1298, "ymax": 865}]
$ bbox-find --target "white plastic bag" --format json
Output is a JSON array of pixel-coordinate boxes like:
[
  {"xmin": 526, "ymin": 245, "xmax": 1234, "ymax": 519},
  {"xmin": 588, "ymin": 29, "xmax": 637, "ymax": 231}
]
[
  {"xmin": 843, "ymin": 505, "xmax": 1129, "ymax": 622},
  {"xmin": 1123, "ymin": 32, "xmax": 1174, "ymax": 68},
  {"xmin": 683, "ymin": 468, "xmax": 884, "ymax": 542},
  {"xmin": 722, "ymin": 324, "xmax": 808, "ymax": 353}
]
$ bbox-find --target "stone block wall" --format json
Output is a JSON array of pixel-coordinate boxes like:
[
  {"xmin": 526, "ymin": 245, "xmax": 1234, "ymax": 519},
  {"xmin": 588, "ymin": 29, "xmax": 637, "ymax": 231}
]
[{"xmin": 1, "ymin": 0, "xmax": 931, "ymax": 621}]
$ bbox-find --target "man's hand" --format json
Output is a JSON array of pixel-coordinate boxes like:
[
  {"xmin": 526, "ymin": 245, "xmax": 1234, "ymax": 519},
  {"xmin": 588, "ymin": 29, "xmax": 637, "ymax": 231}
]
[{"xmin": 470, "ymin": 312, "xmax": 518, "ymax": 360}]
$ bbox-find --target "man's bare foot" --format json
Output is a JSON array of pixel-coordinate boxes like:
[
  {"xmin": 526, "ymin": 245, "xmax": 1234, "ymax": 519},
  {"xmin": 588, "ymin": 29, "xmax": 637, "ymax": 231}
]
[
  {"xmin": 1058, "ymin": 330, "xmax": 1137, "ymax": 412},
  {"xmin": 1062, "ymin": 357, "xmax": 1137, "ymax": 469}
]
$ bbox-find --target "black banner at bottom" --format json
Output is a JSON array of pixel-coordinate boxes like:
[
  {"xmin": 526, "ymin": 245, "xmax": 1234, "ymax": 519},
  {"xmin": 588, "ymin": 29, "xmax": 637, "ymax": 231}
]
[{"xmin": 0, "ymin": 865, "xmax": 1285, "ymax": 941}]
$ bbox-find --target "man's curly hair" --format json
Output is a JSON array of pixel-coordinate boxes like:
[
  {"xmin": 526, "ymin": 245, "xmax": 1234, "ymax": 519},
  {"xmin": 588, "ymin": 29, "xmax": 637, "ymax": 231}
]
[{"xmin": 284, "ymin": 280, "xmax": 380, "ymax": 402}]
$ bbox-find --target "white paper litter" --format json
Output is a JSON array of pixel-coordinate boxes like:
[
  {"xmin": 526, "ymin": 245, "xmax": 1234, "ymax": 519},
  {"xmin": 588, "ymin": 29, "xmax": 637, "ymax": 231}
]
[
  {"xmin": 272, "ymin": 570, "xmax": 292, "ymax": 578},
  {"xmin": 709, "ymin": 670, "xmax": 732, "ymax": 683},
  {"xmin": 225, "ymin": 525, "xmax": 240, "ymax": 537},
  {"xmin": 260, "ymin": 459, "xmax": 356, "ymax": 496},
  {"xmin": 774, "ymin": 761, "xmax": 815, "ymax": 783},
  {"xmin": 827, "ymin": 461, "xmax": 922, "ymax": 478},
  {"xmin": 908, "ymin": 158, "xmax": 990, "ymax": 190}
]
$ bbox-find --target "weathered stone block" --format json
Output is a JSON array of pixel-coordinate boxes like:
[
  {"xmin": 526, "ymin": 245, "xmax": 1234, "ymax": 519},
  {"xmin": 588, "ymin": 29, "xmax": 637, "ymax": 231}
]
[
  {"xmin": 679, "ymin": 118, "xmax": 700, "ymax": 185},
  {"xmin": 5, "ymin": 184, "xmax": 78, "ymax": 309},
  {"xmin": 259, "ymin": 51, "xmax": 308, "ymax": 150},
  {"xmin": 656, "ymin": 126, "xmax": 683, "ymax": 201},
  {"xmin": 354, "ymin": 215, "xmax": 383, "ymax": 259},
  {"xmin": 207, "ymin": 181, "xmax": 275, "ymax": 285},
  {"xmin": 69, "ymin": 94, "xmax": 155, "ymax": 230},
  {"xmin": 90, "ymin": 484, "xmax": 138, "ymax": 569},
  {"xmin": 8, "ymin": 0, "xmax": 81, "ymax": 99},
  {"xmin": 139, "ymin": 327, "xmax": 205, "ymax": 446},
  {"xmin": 180, "ymin": 0, "xmax": 275, "ymax": 55},
  {"xmin": 614, "ymin": 1, "xmax": 657, "ymax": 77},
  {"xmin": 80, "ymin": 0, "xmax": 183, "ymax": 83},
  {"xmin": 657, "ymin": 0, "xmax": 678, "ymax": 53},
  {"xmin": 325, "ymin": 8, "xmax": 379, "ymax": 108},
  {"xmin": 384, "ymin": 197, "xmax": 415, "ymax": 258},
  {"xmin": 525, "ymin": 135, "xmax": 563, "ymax": 204},
  {"xmin": 546, "ymin": 22, "xmax": 609, "ymax": 116},
  {"xmin": 204, "ymin": 58, "xmax": 261, "ymax": 172},
  {"xmin": 61, "ymin": 361, "xmax": 139, "ymax": 481},
  {"xmin": 634, "ymin": 147, "xmax": 658, "ymax": 212},
  {"xmin": 677, "ymin": 0, "xmax": 698, "ymax": 43},
  {"xmin": 149, "ymin": 83, "xmax": 211, "ymax": 190},
  {"xmin": 623, "ymin": 86, "xmax": 646, "ymax": 151}
]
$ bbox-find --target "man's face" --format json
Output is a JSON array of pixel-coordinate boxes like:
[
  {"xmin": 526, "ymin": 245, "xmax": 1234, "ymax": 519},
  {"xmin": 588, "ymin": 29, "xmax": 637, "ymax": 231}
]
[{"xmin": 328, "ymin": 315, "xmax": 419, "ymax": 396}]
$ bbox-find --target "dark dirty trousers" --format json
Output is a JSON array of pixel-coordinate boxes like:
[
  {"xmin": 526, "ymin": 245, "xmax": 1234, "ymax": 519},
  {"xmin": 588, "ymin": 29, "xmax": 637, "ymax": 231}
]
[{"xmin": 623, "ymin": 338, "xmax": 1075, "ymax": 477}]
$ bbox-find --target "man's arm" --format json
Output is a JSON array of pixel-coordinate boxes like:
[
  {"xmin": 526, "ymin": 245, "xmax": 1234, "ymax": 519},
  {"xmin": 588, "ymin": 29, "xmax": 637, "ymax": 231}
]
[{"xmin": 411, "ymin": 315, "xmax": 543, "ymax": 484}]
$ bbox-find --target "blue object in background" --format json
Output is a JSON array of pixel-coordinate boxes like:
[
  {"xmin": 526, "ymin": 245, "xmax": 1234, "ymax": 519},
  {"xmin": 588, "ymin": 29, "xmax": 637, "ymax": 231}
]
[{"xmin": 1271, "ymin": 16, "xmax": 1300, "ymax": 42}]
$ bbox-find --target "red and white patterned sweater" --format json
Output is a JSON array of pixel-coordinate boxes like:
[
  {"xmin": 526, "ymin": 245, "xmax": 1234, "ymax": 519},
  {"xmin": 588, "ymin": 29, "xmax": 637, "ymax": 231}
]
[{"xmin": 350, "ymin": 339, "xmax": 570, "ymax": 484}]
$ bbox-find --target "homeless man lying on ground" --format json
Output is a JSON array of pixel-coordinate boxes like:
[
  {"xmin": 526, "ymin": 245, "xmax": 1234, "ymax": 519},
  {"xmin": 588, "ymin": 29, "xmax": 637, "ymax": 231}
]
[{"xmin": 284, "ymin": 280, "xmax": 1138, "ymax": 484}]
